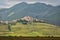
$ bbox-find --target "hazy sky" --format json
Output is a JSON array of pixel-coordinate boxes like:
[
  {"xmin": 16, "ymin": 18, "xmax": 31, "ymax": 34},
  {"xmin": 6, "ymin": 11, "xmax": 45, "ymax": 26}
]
[{"xmin": 0, "ymin": 0, "xmax": 60, "ymax": 8}]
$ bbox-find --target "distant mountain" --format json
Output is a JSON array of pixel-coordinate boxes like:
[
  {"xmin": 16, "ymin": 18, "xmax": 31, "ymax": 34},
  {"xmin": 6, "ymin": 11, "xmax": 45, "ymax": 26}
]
[
  {"xmin": 0, "ymin": 2, "xmax": 60, "ymax": 26},
  {"xmin": 0, "ymin": 8, "xmax": 8, "ymax": 20},
  {"xmin": 6, "ymin": 2, "xmax": 53, "ymax": 20},
  {"xmin": 42, "ymin": 6, "xmax": 60, "ymax": 26}
]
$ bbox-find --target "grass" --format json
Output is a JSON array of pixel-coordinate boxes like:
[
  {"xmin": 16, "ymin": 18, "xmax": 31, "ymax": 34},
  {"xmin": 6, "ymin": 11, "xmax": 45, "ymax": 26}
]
[{"xmin": 0, "ymin": 22, "xmax": 60, "ymax": 37}]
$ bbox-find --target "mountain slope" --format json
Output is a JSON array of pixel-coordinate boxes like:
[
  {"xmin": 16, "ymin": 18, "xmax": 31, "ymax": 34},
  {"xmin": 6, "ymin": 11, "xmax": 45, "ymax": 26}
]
[
  {"xmin": 0, "ymin": 8, "xmax": 8, "ymax": 20},
  {"xmin": 6, "ymin": 2, "xmax": 53, "ymax": 20},
  {"xmin": 41, "ymin": 6, "xmax": 60, "ymax": 26}
]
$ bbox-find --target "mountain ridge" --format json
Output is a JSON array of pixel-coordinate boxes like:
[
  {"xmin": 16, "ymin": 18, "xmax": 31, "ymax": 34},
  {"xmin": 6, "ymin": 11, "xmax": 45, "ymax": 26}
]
[{"xmin": 0, "ymin": 2, "xmax": 60, "ymax": 26}]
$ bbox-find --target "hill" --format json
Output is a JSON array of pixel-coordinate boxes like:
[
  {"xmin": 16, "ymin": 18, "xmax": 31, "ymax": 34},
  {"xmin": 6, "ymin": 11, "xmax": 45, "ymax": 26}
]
[{"xmin": 0, "ymin": 22, "xmax": 60, "ymax": 37}]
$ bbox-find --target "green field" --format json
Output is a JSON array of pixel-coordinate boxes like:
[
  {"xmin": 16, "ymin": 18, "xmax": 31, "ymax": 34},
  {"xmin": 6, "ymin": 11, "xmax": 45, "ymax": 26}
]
[{"xmin": 0, "ymin": 22, "xmax": 60, "ymax": 37}]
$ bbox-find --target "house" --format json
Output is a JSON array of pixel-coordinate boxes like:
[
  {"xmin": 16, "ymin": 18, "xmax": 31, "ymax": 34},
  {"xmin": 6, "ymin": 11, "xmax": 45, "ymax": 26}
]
[{"xmin": 20, "ymin": 16, "xmax": 34, "ymax": 24}]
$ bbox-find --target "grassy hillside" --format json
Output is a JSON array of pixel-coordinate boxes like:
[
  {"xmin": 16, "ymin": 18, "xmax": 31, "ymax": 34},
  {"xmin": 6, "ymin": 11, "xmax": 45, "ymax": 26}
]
[{"xmin": 0, "ymin": 22, "xmax": 60, "ymax": 37}]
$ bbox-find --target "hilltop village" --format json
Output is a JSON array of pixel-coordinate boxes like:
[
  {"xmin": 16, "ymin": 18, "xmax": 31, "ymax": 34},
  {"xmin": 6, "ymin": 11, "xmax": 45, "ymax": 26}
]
[
  {"xmin": 0, "ymin": 16, "xmax": 45, "ymax": 25},
  {"xmin": 0, "ymin": 16, "xmax": 45, "ymax": 31}
]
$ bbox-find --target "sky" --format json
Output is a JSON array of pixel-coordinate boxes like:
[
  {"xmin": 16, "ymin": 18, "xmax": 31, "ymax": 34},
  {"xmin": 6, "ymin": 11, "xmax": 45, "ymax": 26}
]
[{"xmin": 0, "ymin": 0, "xmax": 60, "ymax": 8}]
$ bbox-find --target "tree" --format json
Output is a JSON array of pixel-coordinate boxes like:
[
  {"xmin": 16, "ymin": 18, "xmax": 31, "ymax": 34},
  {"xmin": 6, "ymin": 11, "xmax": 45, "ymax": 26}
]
[
  {"xmin": 8, "ymin": 24, "xmax": 11, "ymax": 31},
  {"xmin": 20, "ymin": 20, "xmax": 28, "ymax": 24}
]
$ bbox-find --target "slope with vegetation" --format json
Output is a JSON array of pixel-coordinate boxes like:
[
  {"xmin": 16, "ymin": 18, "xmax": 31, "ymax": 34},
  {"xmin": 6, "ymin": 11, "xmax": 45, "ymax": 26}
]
[{"xmin": 0, "ymin": 22, "xmax": 60, "ymax": 37}]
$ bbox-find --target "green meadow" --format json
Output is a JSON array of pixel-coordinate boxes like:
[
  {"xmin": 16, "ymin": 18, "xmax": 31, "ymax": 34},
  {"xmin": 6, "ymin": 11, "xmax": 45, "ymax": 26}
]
[{"xmin": 0, "ymin": 22, "xmax": 60, "ymax": 37}]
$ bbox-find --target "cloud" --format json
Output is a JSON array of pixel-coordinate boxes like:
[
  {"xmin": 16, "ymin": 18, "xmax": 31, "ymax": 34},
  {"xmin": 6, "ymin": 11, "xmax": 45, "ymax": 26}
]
[
  {"xmin": 8, "ymin": 0, "xmax": 39, "ymax": 1},
  {"xmin": 0, "ymin": 0, "xmax": 20, "ymax": 8},
  {"xmin": 8, "ymin": 0, "xmax": 60, "ymax": 3},
  {"xmin": 0, "ymin": 0, "xmax": 60, "ymax": 8}
]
